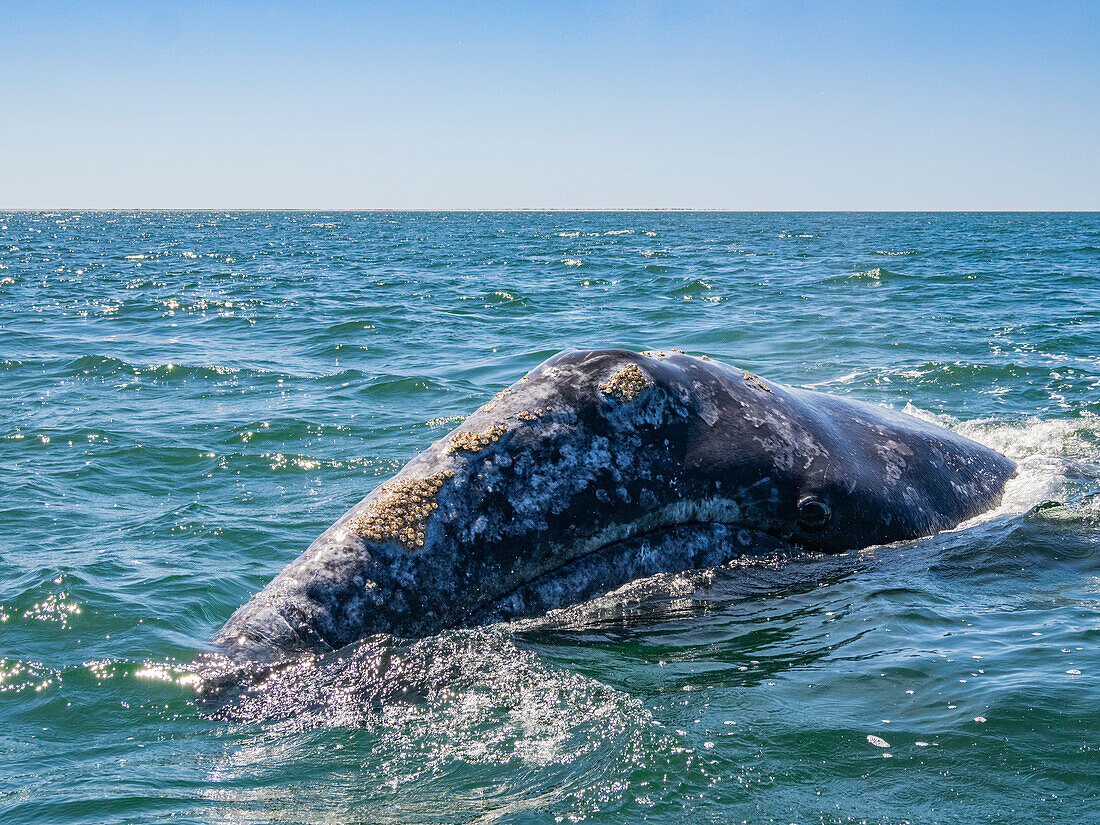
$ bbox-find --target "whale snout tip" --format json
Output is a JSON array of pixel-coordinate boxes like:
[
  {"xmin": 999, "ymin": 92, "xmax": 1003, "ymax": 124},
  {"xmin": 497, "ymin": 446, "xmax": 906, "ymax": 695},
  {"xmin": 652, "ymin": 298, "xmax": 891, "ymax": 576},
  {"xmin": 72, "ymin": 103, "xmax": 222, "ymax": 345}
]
[{"xmin": 212, "ymin": 599, "xmax": 331, "ymax": 663}]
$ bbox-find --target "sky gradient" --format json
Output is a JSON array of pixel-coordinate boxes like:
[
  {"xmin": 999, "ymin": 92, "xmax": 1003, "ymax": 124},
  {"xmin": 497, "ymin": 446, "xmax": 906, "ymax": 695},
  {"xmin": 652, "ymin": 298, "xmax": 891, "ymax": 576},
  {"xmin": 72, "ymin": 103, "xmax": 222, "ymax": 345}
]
[{"xmin": 1, "ymin": 1, "xmax": 1098, "ymax": 209}]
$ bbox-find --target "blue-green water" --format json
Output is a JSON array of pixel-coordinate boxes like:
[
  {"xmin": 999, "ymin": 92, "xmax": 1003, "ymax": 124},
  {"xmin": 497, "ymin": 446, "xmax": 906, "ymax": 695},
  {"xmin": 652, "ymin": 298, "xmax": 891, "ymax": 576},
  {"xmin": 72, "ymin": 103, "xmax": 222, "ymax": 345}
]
[{"xmin": 2, "ymin": 212, "xmax": 1099, "ymax": 824}]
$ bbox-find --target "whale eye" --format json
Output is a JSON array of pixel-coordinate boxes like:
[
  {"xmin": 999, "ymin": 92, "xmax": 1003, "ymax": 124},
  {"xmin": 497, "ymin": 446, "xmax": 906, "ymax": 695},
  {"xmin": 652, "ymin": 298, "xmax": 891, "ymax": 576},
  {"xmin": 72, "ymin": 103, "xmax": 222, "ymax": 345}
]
[{"xmin": 797, "ymin": 496, "xmax": 831, "ymax": 532}]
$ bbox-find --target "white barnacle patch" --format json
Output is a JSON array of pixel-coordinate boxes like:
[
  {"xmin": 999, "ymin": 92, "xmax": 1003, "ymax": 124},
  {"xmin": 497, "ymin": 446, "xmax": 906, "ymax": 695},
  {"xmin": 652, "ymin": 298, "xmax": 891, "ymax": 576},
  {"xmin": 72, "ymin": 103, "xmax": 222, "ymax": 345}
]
[
  {"xmin": 508, "ymin": 433, "xmax": 615, "ymax": 523},
  {"xmin": 758, "ymin": 435, "xmax": 797, "ymax": 471},
  {"xmin": 469, "ymin": 514, "xmax": 489, "ymax": 539},
  {"xmin": 742, "ymin": 371, "xmax": 773, "ymax": 393},
  {"xmin": 691, "ymin": 381, "xmax": 721, "ymax": 426},
  {"xmin": 599, "ymin": 363, "xmax": 650, "ymax": 403},
  {"xmin": 449, "ymin": 423, "xmax": 508, "ymax": 455},
  {"xmin": 875, "ymin": 439, "xmax": 912, "ymax": 485},
  {"xmin": 478, "ymin": 386, "xmax": 513, "ymax": 414},
  {"xmin": 347, "ymin": 470, "xmax": 454, "ymax": 551}
]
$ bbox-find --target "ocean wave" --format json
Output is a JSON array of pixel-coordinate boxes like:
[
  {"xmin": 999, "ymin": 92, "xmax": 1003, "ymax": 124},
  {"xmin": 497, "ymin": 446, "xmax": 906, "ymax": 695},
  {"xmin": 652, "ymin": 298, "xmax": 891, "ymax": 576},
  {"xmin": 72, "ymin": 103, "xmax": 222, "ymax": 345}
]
[
  {"xmin": 845, "ymin": 266, "xmax": 896, "ymax": 281},
  {"xmin": 884, "ymin": 360, "xmax": 1096, "ymax": 387},
  {"xmin": 670, "ymin": 278, "xmax": 723, "ymax": 300},
  {"xmin": 458, "ymin": 290, "xmax": 526, "ymax": 304},
  {"xmin": 52, "ymin": 354, "xmax": 244, "ymax": 381},
  {"xmin": 361, "ymin": 373, "xmax": 450, "ymax": 396},
  {"xmin": 4, "ymin": 212, "xmax": 1100, "ymax": 825},
  {"xmin": 902, "ymin": 404, "xmax": 1100, "ymax": 524},
  {"xmin": 25, "ymin": 354, "xmax": 386, "ymax": 384}
]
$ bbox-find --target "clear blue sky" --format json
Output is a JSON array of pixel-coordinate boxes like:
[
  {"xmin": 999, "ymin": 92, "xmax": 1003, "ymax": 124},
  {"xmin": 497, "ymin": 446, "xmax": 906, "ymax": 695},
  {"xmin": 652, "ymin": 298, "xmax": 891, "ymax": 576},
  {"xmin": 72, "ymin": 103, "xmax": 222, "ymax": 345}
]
[{"xmin": 1, "ymin": 1, "xmax": 1097, "ymax": 209}]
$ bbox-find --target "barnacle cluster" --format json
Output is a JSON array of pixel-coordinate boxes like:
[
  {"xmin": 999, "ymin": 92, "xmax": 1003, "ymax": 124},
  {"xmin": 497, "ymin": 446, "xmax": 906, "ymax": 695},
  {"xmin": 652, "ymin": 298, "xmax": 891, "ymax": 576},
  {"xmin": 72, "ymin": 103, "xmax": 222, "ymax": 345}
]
[
  {"xmin": 516, "ymin": 405, "xmax": 553, "ymax": 422},
  {"xmin": 599, "ymin": 363, "xmax": 650, "ymax": 403},
  {"xmin": 479, "ymin": 387, "xmax": 513, "ymax": 414},
  {"xmin": 448, "ymin": 423, "xmax": 508, "ymax": 454},
  {"xmin": 348, "ymin": 470, "xmax": 454, "ymax": 550},
  {"xmin": 743, "ymin": 371, "xmax": 773, "ymax": 393},
  {"xmin": 699, "ymin": 354, "xmax": 711, "ymax": 361}
]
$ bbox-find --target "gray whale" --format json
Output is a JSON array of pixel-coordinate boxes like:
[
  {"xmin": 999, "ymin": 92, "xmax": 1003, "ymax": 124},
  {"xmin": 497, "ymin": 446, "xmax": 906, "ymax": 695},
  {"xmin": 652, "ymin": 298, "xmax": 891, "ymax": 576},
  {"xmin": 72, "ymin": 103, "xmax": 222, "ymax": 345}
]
[{"xmin": 213, "ymin": 349, "xmax": 1015, "ymax": 660}]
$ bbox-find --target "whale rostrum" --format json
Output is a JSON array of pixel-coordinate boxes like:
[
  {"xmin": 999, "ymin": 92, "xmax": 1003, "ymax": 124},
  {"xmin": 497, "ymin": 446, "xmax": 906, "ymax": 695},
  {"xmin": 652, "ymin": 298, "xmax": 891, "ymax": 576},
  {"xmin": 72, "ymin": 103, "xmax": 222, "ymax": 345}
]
[{"xmin": 213, "ymin": 349, "xmax": 1015, "ymax": 660}]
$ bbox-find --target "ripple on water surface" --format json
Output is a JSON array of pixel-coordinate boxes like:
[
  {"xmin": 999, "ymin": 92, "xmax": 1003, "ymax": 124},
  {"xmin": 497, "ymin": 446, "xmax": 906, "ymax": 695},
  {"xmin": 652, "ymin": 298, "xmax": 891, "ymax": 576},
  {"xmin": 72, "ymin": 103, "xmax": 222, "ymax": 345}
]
[{"xmin": 2, "ymin": 212, "xmax": 1099, "ymax": 824}]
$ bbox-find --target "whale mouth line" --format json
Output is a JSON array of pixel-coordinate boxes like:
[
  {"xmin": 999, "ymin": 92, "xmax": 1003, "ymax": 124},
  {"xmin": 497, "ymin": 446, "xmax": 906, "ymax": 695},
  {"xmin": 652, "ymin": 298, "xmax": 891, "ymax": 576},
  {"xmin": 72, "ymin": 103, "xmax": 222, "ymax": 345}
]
[{"xmin": 474, "ymin": 519, "xmax": 787, "ymax": 625}]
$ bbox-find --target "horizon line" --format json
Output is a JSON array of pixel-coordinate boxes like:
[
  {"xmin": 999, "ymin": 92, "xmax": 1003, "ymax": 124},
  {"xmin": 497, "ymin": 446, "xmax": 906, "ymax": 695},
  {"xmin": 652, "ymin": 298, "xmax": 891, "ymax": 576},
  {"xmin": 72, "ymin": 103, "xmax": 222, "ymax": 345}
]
[{"xmin": 2, "ymin": 208, "xmax": 1098, "ymax": 214}]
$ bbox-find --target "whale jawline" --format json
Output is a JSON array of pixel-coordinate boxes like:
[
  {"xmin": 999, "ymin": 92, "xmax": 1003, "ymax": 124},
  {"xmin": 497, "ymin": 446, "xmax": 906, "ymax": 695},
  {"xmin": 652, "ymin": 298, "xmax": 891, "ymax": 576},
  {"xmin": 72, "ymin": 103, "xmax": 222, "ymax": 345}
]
[{"xmin": 474, "ymin": 520, "xmax": 791, "ymax": 626}]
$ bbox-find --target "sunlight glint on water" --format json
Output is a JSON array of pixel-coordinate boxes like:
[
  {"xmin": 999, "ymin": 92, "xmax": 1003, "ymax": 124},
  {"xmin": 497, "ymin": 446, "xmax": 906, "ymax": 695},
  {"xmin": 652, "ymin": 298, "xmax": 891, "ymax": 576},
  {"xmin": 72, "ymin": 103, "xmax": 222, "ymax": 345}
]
[{"xmin": 1, "ymin": 212, "xmax": 1098, "ymax": 823}]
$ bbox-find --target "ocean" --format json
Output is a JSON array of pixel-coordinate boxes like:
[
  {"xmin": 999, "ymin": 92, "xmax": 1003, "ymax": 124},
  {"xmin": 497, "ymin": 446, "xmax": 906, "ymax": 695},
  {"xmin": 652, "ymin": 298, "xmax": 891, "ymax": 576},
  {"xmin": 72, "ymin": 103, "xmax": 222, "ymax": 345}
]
[{"xmin": 2, "ymin": 211, "xmax": 1098, "ymax": 823}]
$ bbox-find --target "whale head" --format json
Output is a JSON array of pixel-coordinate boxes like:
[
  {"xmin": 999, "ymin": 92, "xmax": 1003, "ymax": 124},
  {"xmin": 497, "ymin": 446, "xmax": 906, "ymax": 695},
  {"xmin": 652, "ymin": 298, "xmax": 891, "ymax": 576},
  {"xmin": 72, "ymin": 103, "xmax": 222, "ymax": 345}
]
[{"xmin": 212, "ymin": 349, "xmax": 1015, "ymax": 660}]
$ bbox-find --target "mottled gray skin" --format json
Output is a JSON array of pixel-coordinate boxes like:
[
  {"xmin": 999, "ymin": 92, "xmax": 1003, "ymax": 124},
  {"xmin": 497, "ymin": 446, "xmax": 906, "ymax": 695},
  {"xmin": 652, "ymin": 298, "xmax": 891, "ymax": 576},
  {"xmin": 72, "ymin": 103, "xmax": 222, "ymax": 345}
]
[{"xmin": 213, "ymin": 349, "xmax": 1015, "ymax": 661}]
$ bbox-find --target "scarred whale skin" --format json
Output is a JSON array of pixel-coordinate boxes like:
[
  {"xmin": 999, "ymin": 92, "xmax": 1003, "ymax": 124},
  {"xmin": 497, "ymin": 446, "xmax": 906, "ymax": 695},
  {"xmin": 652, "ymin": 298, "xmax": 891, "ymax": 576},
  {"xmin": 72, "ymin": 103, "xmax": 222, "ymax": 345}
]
[{"xmin": 212, "ymin": 349, "xmax": 1015, "ymax": 660}]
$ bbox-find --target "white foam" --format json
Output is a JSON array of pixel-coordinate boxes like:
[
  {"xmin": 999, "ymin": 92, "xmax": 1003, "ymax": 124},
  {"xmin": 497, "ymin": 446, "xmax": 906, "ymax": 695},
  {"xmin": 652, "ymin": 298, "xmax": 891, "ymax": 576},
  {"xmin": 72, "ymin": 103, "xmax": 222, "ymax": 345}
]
[
  {"xmin": 901, "ymin": 403, "xmax": 1100, "ymax": 523},
  {"xmin": 849, "ymin": 267, "xmax": 885, "ymax": 281}
]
